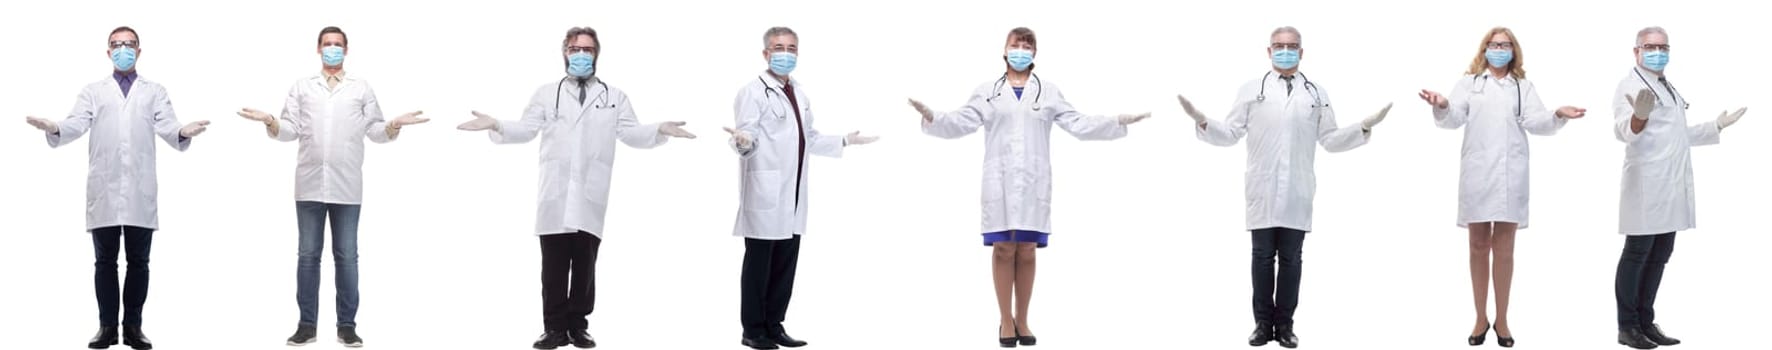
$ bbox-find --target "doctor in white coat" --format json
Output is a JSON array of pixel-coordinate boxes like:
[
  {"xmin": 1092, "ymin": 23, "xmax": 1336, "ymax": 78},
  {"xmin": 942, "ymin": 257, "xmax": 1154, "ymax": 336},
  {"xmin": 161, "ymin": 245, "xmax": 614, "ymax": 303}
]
[
  {"xmin": 1417, "ymin": 27, "xmax": 1585, "ymax": 348},
  {"xmin": 907, "ymin": 27, "xmax": 1148, "ymax": 348},
  {"xmin": 722, "ymin": 26, "xmax": 877, "ymax": 350},
  {"xmin": 1610, "ymin": 26, "xmax": 1747, "ymax": 350},
  {"xmin": 233, "ymin": 26, "xmax": 428, "ymax": 348},
  {"xmin": 23, "ymin": 26, "xmax": 208, "ymax": 350},
  {"xmin": 456, "ymin": 27, "xmax": 696, "ymax": 350},
  {"xmin": 1175, "ymin": 26, "xmax": 1390, "ymax": 349}
]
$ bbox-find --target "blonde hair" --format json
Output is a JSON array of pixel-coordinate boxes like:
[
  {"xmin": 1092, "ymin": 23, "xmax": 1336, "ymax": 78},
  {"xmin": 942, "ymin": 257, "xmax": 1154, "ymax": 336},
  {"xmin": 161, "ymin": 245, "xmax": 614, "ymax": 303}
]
[{"xmin": 1465, "ymin": 27, "xmax": 1526, "ymax": 79}]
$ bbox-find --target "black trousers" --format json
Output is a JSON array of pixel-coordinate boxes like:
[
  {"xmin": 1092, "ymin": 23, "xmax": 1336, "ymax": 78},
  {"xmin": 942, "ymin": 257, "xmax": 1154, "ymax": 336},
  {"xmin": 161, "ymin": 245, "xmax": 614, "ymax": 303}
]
[
  {"xmin": 740, "ymin": 235, "xmax": 801, "ymax": 338},
  {"xmin": 541, "ymin": 232, "xmax": 601, "ymax": 331},
  {"xmin": 93, "ymin": 225, "xmax": 154, "ymax": 327},
  {"xmin": 1616, "ymin": 232, "xmax": 1676, "ymax": 331},
  {"xmin": 1251, "ymin": 227, "xmax": 1306, "ymax": 326}
]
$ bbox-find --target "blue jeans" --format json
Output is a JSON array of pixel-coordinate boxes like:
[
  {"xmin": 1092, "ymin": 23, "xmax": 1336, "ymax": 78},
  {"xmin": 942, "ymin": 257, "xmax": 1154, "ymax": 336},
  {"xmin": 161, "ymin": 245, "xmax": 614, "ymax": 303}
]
[
  {"xmin": 296, "ymin": 201, "xmax": 361, "ymax": 328},
  {"xmin": 92, "ymin": 226, "xmax": 153, "ymax": 327}
]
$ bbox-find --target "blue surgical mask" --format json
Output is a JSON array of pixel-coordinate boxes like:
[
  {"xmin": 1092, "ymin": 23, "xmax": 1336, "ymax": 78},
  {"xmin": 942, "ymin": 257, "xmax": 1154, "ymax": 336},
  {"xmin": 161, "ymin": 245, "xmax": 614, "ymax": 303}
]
[
  {"xmin": 567, "ymin": 52, "xmax": 595, "ymax": 78},
  {"xmin": 1485, "ymin": 49, "xmax": 1513, "ymax": 69},
  {"xmin": 769, "ymin": 52, "xmax": 797, "ymax": 76},
  {"xmin": 1271, "ymin": 49, "xmax": 1300, "ymax": 70},
  {"xmin": 111, "ymin": 47, "xmax": 137, "ymax": 71},
  {"xmin": 1641, "ymin": 50, "xmax": 1669, "ymax": 72},
  {"xmin": 1005, "ymin": 49, "xmax": 1034, "ymax": 72},
  {"xmin": 321, "ymin": 46, "xmax": 345, "ymax": 67}
]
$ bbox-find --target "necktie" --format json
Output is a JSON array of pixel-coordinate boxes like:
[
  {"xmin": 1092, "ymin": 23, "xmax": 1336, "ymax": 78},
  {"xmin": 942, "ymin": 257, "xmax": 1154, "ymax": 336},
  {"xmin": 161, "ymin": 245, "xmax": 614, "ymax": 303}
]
[
  {"xmin": 1280, "ymin": 75, "xmax": 1295, "ymax": 96},
  {"xmin": 782, "ymin": 83, "xmax": 806, "ymax": 209},
  {"xmin": 1657, "ymin": 77, "xmax": 1675, "ymax": 105},
  {"xmin": 575, "ymin": 78, "xmax": 589, "ymax": 104}
]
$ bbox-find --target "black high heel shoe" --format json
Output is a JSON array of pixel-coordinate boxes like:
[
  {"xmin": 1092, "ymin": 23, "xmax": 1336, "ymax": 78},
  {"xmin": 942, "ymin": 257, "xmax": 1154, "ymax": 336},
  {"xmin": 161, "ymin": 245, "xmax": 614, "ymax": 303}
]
[
  {"xmin": 998, "ymin": 324, "xmax": 1018, "ymax": 348},
  {"xmin": 1496, "ymin": 326, "xmax": 1514, "ymax": 348},
  {"xmin": 1468, "ymin": 323, "xmax": 1490, "ymax": 346},
  {"xmin": 1017, "ymin": 329, "xmax": 1037, "ymax": 346}
]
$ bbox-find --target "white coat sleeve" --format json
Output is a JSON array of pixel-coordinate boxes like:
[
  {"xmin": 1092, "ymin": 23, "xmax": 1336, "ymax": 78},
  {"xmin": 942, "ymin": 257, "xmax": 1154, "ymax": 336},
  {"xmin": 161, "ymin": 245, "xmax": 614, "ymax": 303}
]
[
  {"xmin": 47, "ymin": 88, "xmax": 96, "ymax": 148},
  {"xmin": 1433, "ymin": 78, "xmax": 1472, "ymax": 129},
  {"xmin": 615, "ymin": 94, "xmax": 667, "ymax": 149},
  {"xmin": 1518, "ymin": 81, "xmax": 1567, "ymax": 136},
  {"xmin": 1197, "ymin": 87, "xmax": 1251, "ymax": 146},
  {"xmin": 1613, "ymin": 80, "xmax": 1644, "ymax": 143},
  {"xmin": 361, "ymin": 83, "xmax": 393, "ymax": 144},
  {"xmin": 272, "ymin": 83, "xmax": 302, "ymax": 142},
  {"xmin": 1314, "ymin": 88, "xmax": 1368, "ymax": 153},
  {"xmin": 922, "ymin": 88, "xmax": 988, "ymax": 139},
  {"xmin": 149, "ymin": 88, "xmax": 192, "ymax": 151},
  {"xmin": 1047, "ymin": 86, "xmax": 1128, "ymax": 141},
  {"xmin": 491, "ymin": 89, "xmax": 548, "ymax": 144},
  {"xmin": 731, "ymin": 90, "xmax": 762, "ymax": 158},
  {"xmin": 1687, "ymin": 121, "xmax": 1721, "ymax": 146}
]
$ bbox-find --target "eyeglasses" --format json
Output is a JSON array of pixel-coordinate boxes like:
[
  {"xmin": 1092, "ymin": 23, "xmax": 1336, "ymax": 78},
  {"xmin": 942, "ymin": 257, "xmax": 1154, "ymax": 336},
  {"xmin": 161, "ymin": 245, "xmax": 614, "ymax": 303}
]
[
  {"xmin": 1639, "ymin": 44, "xmax": 1671, "ymax": 52},
  {"xmin": 565, "ymin": 46, "xmax": 596, "ymax": 54},
  {"xmin": 1270, "ymin": 43, "xmax": 1301, "ymax": 50},
  {"xmin": 1486, "ymin": 41, "xmax": 1515, "ymax": 50},
  {"xmin": 108, "ymin": 40, "xmax": 138, "ymax": 49}
]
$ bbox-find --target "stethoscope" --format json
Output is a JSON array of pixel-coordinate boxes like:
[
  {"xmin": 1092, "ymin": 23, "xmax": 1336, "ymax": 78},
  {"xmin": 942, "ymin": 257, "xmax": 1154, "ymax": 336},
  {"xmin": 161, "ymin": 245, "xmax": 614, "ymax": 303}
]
[
  {"xmin": 1255, "ymin": 71, "xmax": 1326, "ymax": 108},
  {"xmin": 1470, "ymin": 74, "xmax": 1524, "ymax": 120},
  {"xmin": 552, "ymin": 76, "xmax": 614, "ymax": 117},
  {"xmin": 758, "ymin": 76, "xmax": 791, "ymax": 121},
  {"xmin": 1632, "ymin": 68, "xmax": 1689, "ymax": 110},
  {"xmin": 987, "ymin": 73, "xmax": 1043, "ymax": 110}
]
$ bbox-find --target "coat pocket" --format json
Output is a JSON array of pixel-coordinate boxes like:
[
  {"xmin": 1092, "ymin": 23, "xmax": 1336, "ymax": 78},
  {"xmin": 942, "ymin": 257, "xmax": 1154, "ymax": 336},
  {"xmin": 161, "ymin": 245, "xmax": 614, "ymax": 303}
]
[{"xmin": 744, "ymin": 170, "xmax": 783, "ymax": 212}]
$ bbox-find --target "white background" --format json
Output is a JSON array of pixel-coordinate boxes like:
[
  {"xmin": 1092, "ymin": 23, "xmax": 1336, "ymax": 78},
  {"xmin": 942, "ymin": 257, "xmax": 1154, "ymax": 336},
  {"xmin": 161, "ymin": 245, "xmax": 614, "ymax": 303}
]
[{"xmin": 1, "ymin": 0, "xmax": 1765, "ymax": 349}]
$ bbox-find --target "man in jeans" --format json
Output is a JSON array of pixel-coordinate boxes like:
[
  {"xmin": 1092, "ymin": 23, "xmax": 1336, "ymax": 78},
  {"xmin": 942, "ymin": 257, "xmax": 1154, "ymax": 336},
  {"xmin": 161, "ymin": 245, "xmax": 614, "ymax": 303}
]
[{"xmin": 236, "ymin": 26, "xmax": 428, "ymax": 347}]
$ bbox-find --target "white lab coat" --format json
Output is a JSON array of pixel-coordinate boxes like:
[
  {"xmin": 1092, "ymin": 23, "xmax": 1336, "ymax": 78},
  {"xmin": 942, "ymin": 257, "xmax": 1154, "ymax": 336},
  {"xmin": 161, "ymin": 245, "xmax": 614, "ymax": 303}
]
[
  {"xmin": 1612, "ymin": 67, "xmax": 1718, "ymax": 235},
  {"xmin": 486, "ymin": 77, "xmax": 668, "ymax": 237},
  {"xmin": 269, "ymin": 72, "xmax": 394, "ymax": 205},
  {"xmin": 43, "ymin": 76, "xmax": 192, "ymax": 231},
  {"xmin": 922, "ymin": 75, "xmax": 1128, "ymax": 234},
  {"xmin": 1197, "ymin": 72, "xmax": 1368, "ymax": 232},
  {"xmin": 1432, "ymin": 73, "xmax": 1568, "ymax": 228},
  {"xmin": 730, "ymin": 73, "xmax": 846, "ymax": 240}
]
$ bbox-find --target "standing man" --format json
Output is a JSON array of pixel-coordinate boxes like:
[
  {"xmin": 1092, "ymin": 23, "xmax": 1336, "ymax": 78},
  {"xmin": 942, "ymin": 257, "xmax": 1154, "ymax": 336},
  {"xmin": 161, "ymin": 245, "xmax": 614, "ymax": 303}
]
[
  {"xmin": 24, "ymin": 26, "xmax": 210, "ymax": 350},
  {"xmin": 456, "ymin": 26, "xmax": 697, "ymax": 350},
  {"xmin": 723, "ymin": 26, "xmax": 877, "ymax": 350},
  {"xmin": 1175, "ymin": 26, "xmax": 1391, "ymax": 349},
  {"xmin": 1611, "ymin": 26, "xmax": 1747, "ymax": 350},
  {"xmin": 234, "ymin": 26, "xmax": 428, "ymax": 348}
]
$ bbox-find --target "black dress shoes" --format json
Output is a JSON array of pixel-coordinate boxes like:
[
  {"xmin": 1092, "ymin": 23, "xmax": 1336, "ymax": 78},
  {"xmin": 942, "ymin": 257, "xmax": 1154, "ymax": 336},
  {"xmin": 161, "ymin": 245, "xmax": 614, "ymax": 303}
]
[
  {"xmin": 1618, "ymin": 327, "xmax": 1659, "ymax": 349},
  {"xmin": 742, "ymin": 335, "xmax": 779, "ymax": 350},
  {"xmin": 1273, "ymin": 324, "xmax": 1299, "ymax": 349},
  {"xmin": 88, "ymin": 326, "xmax": 119, "ymax": 349},
  {"xmin": 533, "ymin": 330, "xmax": 570, "ymax": 350},
  {"xmin": 567, "ymin": 329, "xmax": 597, "ymax": 349},
  {"xmin": 121, "ymin": 326, "xmax": 152, "ymax": 350},
  {"xmin": 1249, "ymin": 322, "xmax": 1274, "ymax": 346},
  {"xmin": 772, "ymin": 332, "xmax": 808, "ymax": 348},
  {"xmin": 1642, "ymin": 324, "xmax": 1680, "ymax": 346}
]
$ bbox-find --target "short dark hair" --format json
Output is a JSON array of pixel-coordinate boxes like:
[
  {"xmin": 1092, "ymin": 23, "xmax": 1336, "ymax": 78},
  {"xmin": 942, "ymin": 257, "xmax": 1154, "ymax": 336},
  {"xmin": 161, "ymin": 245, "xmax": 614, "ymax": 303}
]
[
  {"xmin": 109, "ymin": 26, "xmax": 138, "ymax": 44},
  {"xmin": 1007, "ymin": 27, "xmax": 1036, "ymax": 48},
  {"xmin": 318, "ymin": 26, "xmax": 348, "ymax": 46},
  {"xmin": 563, "ymin": 27, "xmax": 600, "ymax": 55}
]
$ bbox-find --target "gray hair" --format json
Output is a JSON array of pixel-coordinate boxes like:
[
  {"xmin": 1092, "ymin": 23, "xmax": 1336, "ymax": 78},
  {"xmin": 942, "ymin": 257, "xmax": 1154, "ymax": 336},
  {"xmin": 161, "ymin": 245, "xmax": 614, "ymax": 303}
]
[
  {"xmin": 1635, "ymin": 26, "xmax": 1667, "ymax": 46},
  {"xmin": 763, "ymin": 27, "xmax": 797, "ymax": 47},
  {"xmin": 1271, "ymin": 26, "xmax": 1302, "ymax": 46},
  {"xmin": 562, "ymin": 27, "xmax": 600, "ymax": 54}
]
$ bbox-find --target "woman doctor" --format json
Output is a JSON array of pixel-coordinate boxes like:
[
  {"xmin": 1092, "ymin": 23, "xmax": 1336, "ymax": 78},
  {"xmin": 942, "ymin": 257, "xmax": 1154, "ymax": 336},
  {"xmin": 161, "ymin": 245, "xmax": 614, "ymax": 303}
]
[
  {"xmin": 908, "ymin": 27, "xmax": 1150, "ymax": 348},
  {"xmin": 1416, "ymin": 27, "xmax": 1586, "ymax": 348}
]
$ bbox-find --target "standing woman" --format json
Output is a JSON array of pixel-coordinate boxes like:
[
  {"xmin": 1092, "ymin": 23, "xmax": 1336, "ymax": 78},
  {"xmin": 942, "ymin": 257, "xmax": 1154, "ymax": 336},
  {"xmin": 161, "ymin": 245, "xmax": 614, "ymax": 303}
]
[
  {"xmin": 1416, "ymin": 27, "xmax": 1586, "ymax": 348},
  {"xmin": 908, "ymin": 27, "xmax": 1151, "ymax": 348}
]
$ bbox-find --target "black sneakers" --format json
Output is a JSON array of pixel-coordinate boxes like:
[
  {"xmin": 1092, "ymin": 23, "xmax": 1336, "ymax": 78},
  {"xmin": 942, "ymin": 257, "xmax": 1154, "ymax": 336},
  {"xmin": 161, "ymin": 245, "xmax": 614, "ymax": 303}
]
[
  {"xmin": 287, "ymin": 325, "xmax": 318, "ymax": 346},
  {"xmin": 338, "ymin": 327, "xmax": 363, "ymax": 348}
]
